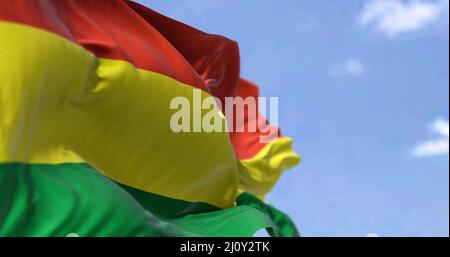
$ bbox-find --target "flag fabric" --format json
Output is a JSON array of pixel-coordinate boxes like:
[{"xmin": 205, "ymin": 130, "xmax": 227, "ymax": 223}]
[{"xmin": 0, "ymin": 0, "xmax": 300, "ymax": 237}]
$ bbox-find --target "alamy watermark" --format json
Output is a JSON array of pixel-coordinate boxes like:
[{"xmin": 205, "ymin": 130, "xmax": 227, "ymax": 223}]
[{"xmin": 170, "ymin": 89, "xmax": 279, "ymax": 143}]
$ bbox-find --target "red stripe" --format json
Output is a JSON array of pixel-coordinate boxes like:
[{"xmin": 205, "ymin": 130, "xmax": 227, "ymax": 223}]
[
  {"xmin": 127, "ymin": 1, "xmax": 241, "ymax": 101},
  {"xmin": 230, "ymin": 79, "xmax": 283, "ymax": 160},
  {"xmin": 0, "ymin": 0, "xmax": 208, "ymax": 92}
]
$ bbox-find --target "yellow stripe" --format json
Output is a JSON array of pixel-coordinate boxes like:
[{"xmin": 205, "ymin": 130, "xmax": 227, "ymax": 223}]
[
  {"xmin": 0, "ymin": 21, "xmax": 238, "ymax": 208},
  {"xmin": 238, "ymin": 137, "xmax": 301, "ymax": 200}
]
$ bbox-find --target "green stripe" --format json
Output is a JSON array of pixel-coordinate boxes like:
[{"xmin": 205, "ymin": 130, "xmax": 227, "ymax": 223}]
[
  {"xmin": 120, "ymin": 183, "xmax": 219, "ymax": 219},
  {"xmin": 0, "ymin": 163, "xmax": 295, "ymax": 237},
  {"xmin": 0, "ymin": 163, "xmax": 185, "ymax": 236},
  {"xmin": 237, "ymin": 193, "xmax": 300, "ymax": 237}
]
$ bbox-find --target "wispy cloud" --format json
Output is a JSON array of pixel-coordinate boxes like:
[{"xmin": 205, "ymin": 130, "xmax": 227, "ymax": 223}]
[
  {"xmin": 330, "ymin": 58, "xmax": 365, "ymax": 77},
  {"xmin": 359, "ymin": 0, "xmax": 449, "ymax": 37},
  {"xmin": 412, "ymin": 119, "xmax": 449, "ymax": 158}
]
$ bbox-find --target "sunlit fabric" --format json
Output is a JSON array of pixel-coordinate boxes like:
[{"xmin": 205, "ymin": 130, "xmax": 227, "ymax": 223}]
[{"xmin": 0, "ymin": 0, "xmax": 300, "ymax": 237}]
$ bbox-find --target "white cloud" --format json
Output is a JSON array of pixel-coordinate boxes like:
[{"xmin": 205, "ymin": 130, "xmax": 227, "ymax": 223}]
[
  {"xmin": 366, "ymin": 232, "xmax": 380, "ymax": 237},
  {"xmin": 359, "ymin": 0, "xmax": 449, "ymax": 37},
  {"xmin": 412, "ymin": 119, "xmax": 449, "ymax": 157},
  {"xmin": 330, "ymin": 58, "xmax": 365, "ymax": 77},
  {"xmin": 432, "ymin": 119, "xmax": 450, "ymax": 138}
]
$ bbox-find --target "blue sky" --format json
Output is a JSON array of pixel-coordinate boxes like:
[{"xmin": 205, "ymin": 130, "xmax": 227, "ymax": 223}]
[{"xmin": 138, "ymin": 0, "xmax": 449, "ymax": 236}]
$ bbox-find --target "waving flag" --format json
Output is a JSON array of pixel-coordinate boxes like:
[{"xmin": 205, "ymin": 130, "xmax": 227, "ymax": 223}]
[{"xmin": 0, "ymin": 0, "xmax": 300, "ymax": 237}]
